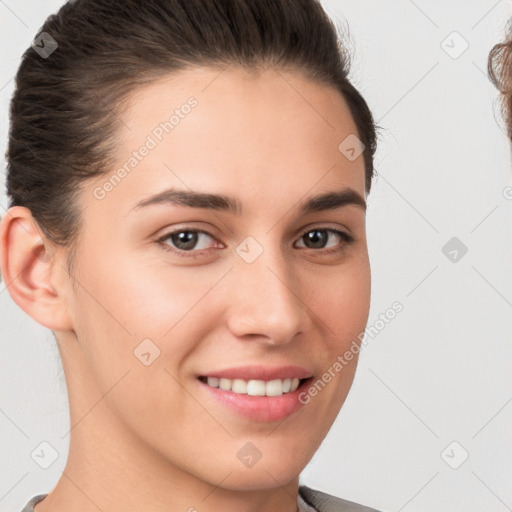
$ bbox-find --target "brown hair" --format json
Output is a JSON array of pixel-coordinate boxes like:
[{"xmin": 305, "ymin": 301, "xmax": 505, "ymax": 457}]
[
  {"xmin": 489, "ymin": 23, "xmax": 512, "ymax": 139},
  {"xmin": 5, "ymin": 0, "xmax": 377, "ymax": 276}
]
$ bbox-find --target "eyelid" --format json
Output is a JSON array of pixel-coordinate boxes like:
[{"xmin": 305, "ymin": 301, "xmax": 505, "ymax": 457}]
[{"xmin": 296, "ymin": 222, "xmax": 352, "ymax": 238}]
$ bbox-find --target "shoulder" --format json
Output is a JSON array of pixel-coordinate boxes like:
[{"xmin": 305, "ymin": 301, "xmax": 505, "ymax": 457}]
[
  {"xmin": 19, "ymin": 494, "xmax": 47, "ymax": 512},
  {"xmin": 299, "ymin": 485, "xmax": 384, "ymax": 512}
]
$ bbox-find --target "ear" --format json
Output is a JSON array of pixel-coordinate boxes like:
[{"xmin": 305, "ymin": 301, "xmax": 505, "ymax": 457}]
[{"xmin": 0, "ymin": 206, "xmax": 74, "ymax": 331}]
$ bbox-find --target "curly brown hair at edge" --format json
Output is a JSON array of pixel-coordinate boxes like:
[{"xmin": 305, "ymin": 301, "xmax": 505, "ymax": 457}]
[{"xmin": 489, "ymin": 23, "xmax": 512, "ymax": 139}]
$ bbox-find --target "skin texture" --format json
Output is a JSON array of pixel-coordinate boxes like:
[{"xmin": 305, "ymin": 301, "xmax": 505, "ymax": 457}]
[{"xmin": 0, "ymin": 66, "xmax": 371, "ymax": 512}]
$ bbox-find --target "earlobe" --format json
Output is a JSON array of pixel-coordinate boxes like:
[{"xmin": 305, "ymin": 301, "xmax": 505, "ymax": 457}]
[{"xmin": 0, "ymin": 206, "xmax": 74, "ymax": 331}]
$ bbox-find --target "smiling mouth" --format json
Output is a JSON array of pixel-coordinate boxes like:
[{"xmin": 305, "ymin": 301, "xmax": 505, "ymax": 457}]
[{"xmin": 197, "ymin": 376, "xmax": 310, "ymax": 396}]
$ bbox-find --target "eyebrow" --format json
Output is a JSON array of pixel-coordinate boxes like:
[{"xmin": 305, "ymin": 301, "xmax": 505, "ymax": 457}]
[{"xmin": 131, "ymin": 187, "xmax": 366, "ymax": 215}]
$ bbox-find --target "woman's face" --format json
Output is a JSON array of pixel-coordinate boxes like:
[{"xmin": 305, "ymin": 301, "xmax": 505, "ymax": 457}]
[{"xmin": 59, "ymin": 66, "xmax": 371, "ymax": 489}]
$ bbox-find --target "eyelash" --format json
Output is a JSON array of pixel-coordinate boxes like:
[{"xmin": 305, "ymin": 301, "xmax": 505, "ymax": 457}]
[{"xmin": 155, "ymin": 226, "xmax": 355, "ymax": 258}]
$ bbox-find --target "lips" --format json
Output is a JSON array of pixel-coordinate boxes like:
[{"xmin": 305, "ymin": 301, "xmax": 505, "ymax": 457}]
[
  {"xmin": 194, "ymin": 365, "xmax": 314, "ymax": 421},
  {"xmin": 196, "ymin": 364, "xmax": 313, "ymax": 381}
]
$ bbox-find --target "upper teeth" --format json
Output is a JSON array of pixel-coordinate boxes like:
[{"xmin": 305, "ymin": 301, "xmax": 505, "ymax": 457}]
[{"xmin": 205, "ymin": 377, "xmax": 301, "ymax": 396}]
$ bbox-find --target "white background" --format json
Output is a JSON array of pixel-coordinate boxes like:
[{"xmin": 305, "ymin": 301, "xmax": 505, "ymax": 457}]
[{"xmin": 1, "ymin": 1, "xmax": 512, "ymax": 511}]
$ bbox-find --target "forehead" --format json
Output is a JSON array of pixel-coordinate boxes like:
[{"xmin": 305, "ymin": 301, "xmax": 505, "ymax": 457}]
[
  {"xmin": 84, "ymin": 65, "xmax": 366, "ymax": 218},
  {"xmin": 122, "ymin": 64, "xmax": 359, "ymax": 134}
]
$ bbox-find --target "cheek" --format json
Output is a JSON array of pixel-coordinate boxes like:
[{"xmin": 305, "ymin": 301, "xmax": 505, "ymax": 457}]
[
  {"xmin": 308, "ymin": 258, "xmax": 371, "ymax": 347},
  {"xmin": 82, "ymin": 248, "xmax": 220, "ymax": 338},
  {"xmin": 74, "ymin": 240, "xmax": 370, "ymax": 355},
  {"xmin": 69, "ymin": 257, "xmax": 213, "ymax": 436}
]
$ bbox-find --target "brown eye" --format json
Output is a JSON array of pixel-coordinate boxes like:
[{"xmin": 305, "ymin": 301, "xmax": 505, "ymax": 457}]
[
  {"xmin": 295, "ymin": 228, "xmax": 353, "ymax": 251},
  {"xmin": 157, "ymin": 229, "xmax": 219, "ymax": 256},
  {"xmin": 156, "ymin": 226, "xmax": 354, "ymax": 259}
]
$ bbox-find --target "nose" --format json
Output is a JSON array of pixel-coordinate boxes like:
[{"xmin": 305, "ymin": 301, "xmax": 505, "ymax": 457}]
[{"xmin": 226, "ymin": 240, "xmax": 311, "ymax": 346}]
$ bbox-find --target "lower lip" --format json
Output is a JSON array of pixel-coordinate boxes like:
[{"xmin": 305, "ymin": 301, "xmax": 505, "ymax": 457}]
[{"xmin": 197, "ymin": 377, "xmax": 313, "ymax": 423}]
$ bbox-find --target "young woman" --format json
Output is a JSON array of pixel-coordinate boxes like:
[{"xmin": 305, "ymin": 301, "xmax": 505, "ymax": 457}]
[{"xmin": 0, "ymin": 1, "xmax": 381, "ymax": 511}]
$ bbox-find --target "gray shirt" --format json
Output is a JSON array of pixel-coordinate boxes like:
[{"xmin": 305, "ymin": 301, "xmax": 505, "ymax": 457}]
[{"xmin": 20, "ymin": 485, "xmax": 382, "ymax": 512}]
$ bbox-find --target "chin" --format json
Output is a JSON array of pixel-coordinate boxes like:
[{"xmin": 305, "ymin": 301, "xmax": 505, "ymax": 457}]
[{"xmin": 214, "ymin": 465, "xmax": 302, "ymax": 491}]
